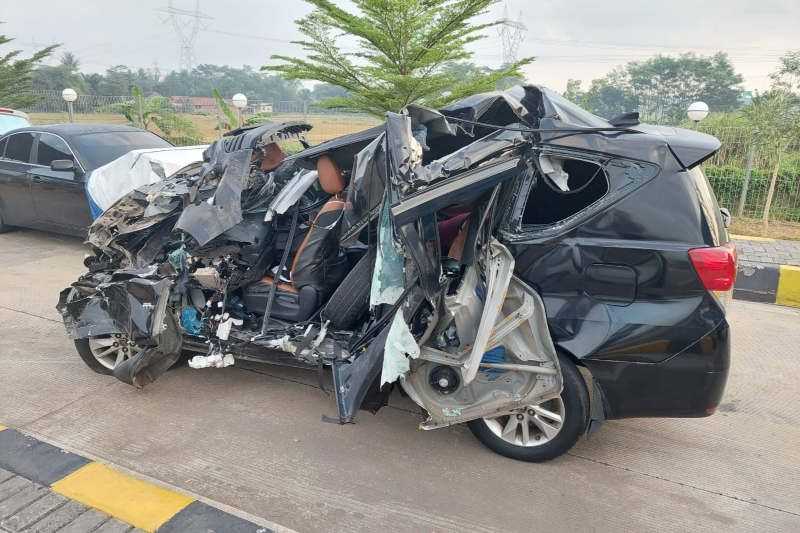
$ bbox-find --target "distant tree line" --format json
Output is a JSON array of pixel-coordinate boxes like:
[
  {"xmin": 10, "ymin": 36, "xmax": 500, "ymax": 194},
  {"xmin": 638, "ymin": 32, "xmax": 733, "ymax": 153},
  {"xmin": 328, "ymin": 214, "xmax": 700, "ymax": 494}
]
[
  {"xmin": 29, "ymin": 52, "xmax": 348, "ymax": 102},
  {"xmin": 562, "ymin": 53, "xmax": 746, "ymax": 123}
]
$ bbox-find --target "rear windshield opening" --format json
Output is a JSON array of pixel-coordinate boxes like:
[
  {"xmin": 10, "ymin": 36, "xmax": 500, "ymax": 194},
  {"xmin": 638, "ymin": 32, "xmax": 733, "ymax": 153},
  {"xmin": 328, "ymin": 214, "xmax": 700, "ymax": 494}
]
[{"xmin": 522, "ymin": 158, "xmax": 608, "ymax": 225}]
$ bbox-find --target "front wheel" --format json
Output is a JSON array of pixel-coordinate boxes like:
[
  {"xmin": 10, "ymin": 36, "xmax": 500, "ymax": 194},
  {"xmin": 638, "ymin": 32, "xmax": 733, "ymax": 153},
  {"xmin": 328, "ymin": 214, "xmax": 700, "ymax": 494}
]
[
  {"xmin": 467, "ymin": 353, "xmax": 590, "ymax": 462},
  {"xmin": 74, "ymin": 334, "xmax": 143, "ymax": 375}
]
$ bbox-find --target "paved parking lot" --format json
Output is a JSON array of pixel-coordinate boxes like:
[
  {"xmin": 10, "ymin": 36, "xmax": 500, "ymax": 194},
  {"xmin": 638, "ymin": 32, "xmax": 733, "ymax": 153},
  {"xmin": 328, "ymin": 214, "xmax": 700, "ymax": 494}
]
[{"xmin": 1, "ymin": 228, "xmax": 799, "ymax": 532}]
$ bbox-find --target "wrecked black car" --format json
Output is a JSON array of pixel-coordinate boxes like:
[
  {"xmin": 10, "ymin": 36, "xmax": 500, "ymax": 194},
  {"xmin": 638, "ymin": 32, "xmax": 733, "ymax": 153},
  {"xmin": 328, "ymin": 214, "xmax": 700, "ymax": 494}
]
[{"xmin": 57, "ymin": 86, "xmax": 734, "ymax": 462}]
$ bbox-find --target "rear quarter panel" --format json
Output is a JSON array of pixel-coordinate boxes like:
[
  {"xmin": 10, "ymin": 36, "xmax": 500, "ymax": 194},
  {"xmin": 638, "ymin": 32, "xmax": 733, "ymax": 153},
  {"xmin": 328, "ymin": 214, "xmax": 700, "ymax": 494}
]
[{"xmin": 511, "ymin": 166, "xmax": 728, "ymax": 416}]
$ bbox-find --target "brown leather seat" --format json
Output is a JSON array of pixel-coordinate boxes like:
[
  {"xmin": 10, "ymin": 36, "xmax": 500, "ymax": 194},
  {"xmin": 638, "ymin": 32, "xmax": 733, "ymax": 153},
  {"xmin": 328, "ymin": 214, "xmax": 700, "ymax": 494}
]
[{"xmin": 245, "ymin": 155, "xmax": 349, "ymax": 321}]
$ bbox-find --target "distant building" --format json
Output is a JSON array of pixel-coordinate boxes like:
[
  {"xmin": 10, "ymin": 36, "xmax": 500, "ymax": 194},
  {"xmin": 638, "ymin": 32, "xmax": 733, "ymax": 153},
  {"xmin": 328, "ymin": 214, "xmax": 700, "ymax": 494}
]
[
  {"xmin": 169, "ymin": 96, "xmax": 222, "ymax": 113},
  {"xmin": 253, "ymin": 102, "xmax": 273, "ymax": 113},
  {"xmin": 168, "ymin": 96, "xmax": 274, "ymax": 115}
]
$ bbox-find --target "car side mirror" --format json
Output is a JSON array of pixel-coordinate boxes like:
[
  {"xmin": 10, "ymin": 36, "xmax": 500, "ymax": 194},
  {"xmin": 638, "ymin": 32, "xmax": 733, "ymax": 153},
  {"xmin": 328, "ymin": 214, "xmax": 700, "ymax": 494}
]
[
  {"xmin": 51, "ymin": 159, "xmax": 75, "ymax": 172},
  {"xmin": 51, "ymin": 159, "xmax": 84, "ymax": 179}
]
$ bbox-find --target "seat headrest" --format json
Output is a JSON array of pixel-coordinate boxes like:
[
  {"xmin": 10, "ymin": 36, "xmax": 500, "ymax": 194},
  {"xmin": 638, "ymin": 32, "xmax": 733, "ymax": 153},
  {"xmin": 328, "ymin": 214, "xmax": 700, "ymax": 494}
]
[
  {"xmin": 317, "ymin": 154, "xmax": 345, "ymax": 194},
  {"xmin": 260, "ymin": 142, "xmax": 286, "ymax": 171}
]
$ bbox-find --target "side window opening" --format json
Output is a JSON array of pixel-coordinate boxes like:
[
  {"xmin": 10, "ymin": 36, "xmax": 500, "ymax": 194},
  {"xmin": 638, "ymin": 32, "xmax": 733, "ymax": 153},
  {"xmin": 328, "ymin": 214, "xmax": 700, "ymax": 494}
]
[
  {"xmin": 36, "ymin": 133, "xmax": 73, "ymax": 167},
  {"xmin": 4, "ymin": 133, "xmax": 34, "ymax": 164},
  {"xmin": 522, "ymin": 156, "xmax": 609, "ymax": 225}
]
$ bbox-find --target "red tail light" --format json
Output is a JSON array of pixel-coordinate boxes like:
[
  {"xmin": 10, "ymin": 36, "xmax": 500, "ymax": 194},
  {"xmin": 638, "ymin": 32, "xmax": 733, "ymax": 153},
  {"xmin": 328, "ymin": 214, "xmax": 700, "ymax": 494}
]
[{"xmin": 688, "ymin": 243, "xmax": 737, "ymax": 291}]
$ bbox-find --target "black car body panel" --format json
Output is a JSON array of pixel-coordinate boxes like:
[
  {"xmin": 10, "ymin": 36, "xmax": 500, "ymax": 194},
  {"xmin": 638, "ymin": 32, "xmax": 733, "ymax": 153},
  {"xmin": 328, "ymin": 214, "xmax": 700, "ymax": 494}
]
[
  {"xmin": 0, "ymin": 124, "xmax": 172, "ymax": 237},
  {"xmin": 503, "ymin": 140, "xmax": 730, "ymax": 419},
  {"xmin": 56, "ymin": 86, "xmax": 731, "ymax": 432}
]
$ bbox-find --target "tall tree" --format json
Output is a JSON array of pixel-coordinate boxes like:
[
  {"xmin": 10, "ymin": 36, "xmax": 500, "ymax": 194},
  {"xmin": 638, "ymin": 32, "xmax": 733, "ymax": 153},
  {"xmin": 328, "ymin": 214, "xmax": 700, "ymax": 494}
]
[
  {"xmin": 563, "ymin": 53, "xmax": 744, "ymax": 124},
  {"xmin": 626, "ymin": 53, "xmax": 744, "ymax": 122},
  {"xmin": 562, "ymin": 79, "xmax": 585, "ymax": 105},
  {"xmin": 0, "ymin": 27, "xmax": 57, "ymax": 108},
  {"xmin": 742, "ymin": 89, "xmax": 800, "ymax": 227},
  {"xmin": 310, "ymin": 82, "xmax": 350, "ymax": 102},
  {"xmin": 771, "ymin": 49, "xmax": 800, "ymax": 92},
  {"xmin": 32, "ymin": 51, "xmax": 88, "ymax": 93},
  {"xmin": 266, "ymin": 0, "xmax": 533, "ymax": 116}
]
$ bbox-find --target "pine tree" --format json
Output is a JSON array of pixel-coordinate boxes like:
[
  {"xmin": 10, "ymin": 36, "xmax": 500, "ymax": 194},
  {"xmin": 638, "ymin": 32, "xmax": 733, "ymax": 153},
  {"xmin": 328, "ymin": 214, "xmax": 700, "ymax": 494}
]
[
  {"xmin": 266, "ymin": 0, "xmax": 532, "ymax": 116},
  {"xmin": 0, "ymin": 27, "xmax": 57, "ymax": 108}
]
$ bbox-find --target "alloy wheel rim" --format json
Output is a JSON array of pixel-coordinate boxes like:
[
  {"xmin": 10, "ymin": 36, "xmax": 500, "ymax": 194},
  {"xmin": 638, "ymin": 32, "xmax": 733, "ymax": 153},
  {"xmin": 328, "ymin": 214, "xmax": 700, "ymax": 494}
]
[
  {"xmin": 483, "ymin": 397, "xmax": 565, "ymax": 447},
  {"xmin": 88, "ymin": 334, "xmax": 141, "ymax": 370}
]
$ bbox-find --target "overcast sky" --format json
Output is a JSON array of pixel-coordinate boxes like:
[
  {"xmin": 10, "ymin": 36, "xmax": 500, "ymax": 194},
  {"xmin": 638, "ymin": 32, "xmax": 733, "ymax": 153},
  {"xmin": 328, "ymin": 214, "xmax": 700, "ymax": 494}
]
[{"xmin": 2, "ymin": 0, "xmax": 796, "ymax": 93}]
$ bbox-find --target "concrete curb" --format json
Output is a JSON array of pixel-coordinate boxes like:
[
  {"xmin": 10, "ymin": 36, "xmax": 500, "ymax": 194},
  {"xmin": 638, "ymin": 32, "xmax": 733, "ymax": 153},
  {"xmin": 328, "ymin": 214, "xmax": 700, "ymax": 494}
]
[
  {"xmin": 0, "ymin": 425, "xmax": 272, "ymax": 532},
  {"xmin": 735, "ymin": 262, "xmax": 800, "ymax": 307}
]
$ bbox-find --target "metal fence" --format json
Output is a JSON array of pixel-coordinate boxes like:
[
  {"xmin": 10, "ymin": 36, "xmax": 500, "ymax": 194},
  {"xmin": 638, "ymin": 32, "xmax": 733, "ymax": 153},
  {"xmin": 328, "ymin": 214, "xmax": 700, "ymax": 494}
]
[
  {"xmin": 22, "ymin": 91, "xmax": 380, "ymax": 147},
  {"xmin": 20, "ymin": 91, "xmax": 800, "ymax": 226},
  {"xmin": 699, "ymin": 126, "xmax": 800, "ymax": 225}
]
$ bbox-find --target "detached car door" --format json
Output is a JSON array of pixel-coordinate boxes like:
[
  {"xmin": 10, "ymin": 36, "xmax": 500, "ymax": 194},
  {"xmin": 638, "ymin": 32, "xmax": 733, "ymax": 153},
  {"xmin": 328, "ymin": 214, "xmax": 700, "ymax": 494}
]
[
  {"xmin": 29, "ymin": 132, "xmax": 92, "ymax": 235},
  {"xmin": 0, "ymin": 132, "xmax": 37, "ymax": 228}
]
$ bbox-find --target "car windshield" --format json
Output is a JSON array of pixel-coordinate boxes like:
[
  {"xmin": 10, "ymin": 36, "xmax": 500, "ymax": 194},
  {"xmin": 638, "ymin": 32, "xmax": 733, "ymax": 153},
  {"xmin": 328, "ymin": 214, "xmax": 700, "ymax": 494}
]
[
  {"xmin": 72, "ymin": 131, "xmax": 172, "ymax": 169},
  {"xmin": 0, "ymin": 114, "xmax": 31, "ymax": 135}
]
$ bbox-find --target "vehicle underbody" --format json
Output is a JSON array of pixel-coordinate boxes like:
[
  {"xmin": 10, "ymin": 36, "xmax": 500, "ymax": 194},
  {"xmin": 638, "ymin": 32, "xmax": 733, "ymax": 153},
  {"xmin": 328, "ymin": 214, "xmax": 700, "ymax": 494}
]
[{"xmin": 56, "ymin": 85, "xmax": 720, "ymax": 443}]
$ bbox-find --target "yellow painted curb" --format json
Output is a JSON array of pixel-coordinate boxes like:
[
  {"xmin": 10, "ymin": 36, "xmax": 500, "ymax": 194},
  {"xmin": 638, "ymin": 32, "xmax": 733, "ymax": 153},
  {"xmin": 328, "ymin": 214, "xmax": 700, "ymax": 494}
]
[
  {"xmin": 52, "ymin": 462, "xmax": 194, "ymax": 532},
  {"xmin": 730, "ymin": 234, "xmax": 776, "ymax": 242},
  {"xmin": 777, "ymin": 265, "xmax": 800, "ymax": 308},
  {"xmin": 0, "ymin": 424, "xmax": 6, "ymax": 432}
]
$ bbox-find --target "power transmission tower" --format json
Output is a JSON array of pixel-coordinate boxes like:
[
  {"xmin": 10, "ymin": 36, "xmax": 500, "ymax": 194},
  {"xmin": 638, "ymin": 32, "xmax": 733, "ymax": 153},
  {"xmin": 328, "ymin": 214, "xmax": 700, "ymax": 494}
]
[
  {"xmin": 496, "ymin": 1, "xmax": 526, "ymax": 66},
  {"xmin": 156, "ymin": 0, "xmax": 213, "ymax": 72}
]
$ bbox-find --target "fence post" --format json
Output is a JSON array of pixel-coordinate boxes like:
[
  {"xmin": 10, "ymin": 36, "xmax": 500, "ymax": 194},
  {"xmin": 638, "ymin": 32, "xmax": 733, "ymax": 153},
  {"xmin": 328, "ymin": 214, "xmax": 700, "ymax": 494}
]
[
  {"xmin": 137, "ymin": 97, "xmax": 145, "ymax": 129},
  {"xmin": 736, "ymin": 142, "xmax": 756, "ymax": 218},
  {"xmin": 762, "ymin": 148, "xmax": 782, "ymax": 228}
]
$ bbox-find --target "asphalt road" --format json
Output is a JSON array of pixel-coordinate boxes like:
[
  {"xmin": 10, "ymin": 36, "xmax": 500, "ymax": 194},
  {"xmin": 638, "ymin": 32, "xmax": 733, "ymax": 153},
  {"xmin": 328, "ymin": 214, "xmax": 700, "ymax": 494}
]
[{"xmin": 1, "ymin": 228, "xmax": 799, "ymax": 532}]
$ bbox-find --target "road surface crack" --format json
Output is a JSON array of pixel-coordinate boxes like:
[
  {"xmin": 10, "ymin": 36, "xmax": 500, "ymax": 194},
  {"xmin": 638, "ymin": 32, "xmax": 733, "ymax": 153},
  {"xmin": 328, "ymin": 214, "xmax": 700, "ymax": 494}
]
[{"xmin": 567, "ymin": 451, "xmax": 800, "ymax": 518}]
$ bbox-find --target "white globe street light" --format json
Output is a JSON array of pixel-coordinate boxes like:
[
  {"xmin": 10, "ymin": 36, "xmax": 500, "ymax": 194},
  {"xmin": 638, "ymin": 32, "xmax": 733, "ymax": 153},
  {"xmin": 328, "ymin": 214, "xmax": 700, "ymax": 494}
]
[
  {"xmin": 231, "ymin": 93, "xmax": 247, "ymax": 127},
  {"xmin": 62, "ymin": 88, "xmax": 78, "ymax": 123},
  {"xmin": 231, "ymin": 93, "xmax": 247, "ymax": 109},
  {"xmin": 61, "ymin": 88, "xmax": 78, "ymax": 102},
  {"xmin": 687, "ymin": 101, "xmax": 709, "ymax": 124}
]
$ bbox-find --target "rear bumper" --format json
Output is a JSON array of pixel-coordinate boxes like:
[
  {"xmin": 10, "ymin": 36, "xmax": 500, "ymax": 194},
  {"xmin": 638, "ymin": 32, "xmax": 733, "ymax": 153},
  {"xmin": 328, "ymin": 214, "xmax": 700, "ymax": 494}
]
[{"xmin": 583, "ymin": 319, "xmax": 730, "ymax": 419}]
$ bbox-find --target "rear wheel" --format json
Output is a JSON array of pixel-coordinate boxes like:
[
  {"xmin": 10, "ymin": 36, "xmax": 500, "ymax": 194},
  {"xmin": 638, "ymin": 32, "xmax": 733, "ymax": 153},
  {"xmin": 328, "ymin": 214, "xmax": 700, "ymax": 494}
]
[
  {"xmin": 74, "ymin": 334, "xmax": 142, "ymax": 375},
  {"xmin": 467, "ymin": 353, "xmax": 589, "ymax": 462}
]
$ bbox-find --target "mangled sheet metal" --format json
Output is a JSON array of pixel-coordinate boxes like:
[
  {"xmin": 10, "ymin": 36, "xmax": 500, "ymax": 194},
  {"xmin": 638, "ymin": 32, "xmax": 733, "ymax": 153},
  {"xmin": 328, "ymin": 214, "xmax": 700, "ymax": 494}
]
[
  {"xmin": 58, "ymin": 85, "xmax": 720, "ymax": 429},
  {"xmin": 174, "ymin": 149, "xmax": 249, "ymax": 246}
]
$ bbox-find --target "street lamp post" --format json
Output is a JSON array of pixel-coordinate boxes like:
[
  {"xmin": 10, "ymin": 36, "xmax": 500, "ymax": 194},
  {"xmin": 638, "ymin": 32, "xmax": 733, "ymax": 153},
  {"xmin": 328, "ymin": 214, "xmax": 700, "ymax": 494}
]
[
  {"xmin": 62, "ymin": 88, "xmax": 78, "ymax": 123},
  {"xmin": 687, "ymin": 101, "xmax": 709, "ymax": 129},
  {"xmin": 232, "ymin": 93, "xmax": 247, "ymax": 128}
]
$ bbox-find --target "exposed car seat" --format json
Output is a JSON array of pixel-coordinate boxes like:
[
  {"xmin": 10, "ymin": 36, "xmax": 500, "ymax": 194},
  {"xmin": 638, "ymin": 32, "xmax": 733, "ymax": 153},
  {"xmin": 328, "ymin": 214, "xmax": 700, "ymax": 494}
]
[{"xmin": 244, "ymin": 155, "xmax": 349, "ymax": 322}]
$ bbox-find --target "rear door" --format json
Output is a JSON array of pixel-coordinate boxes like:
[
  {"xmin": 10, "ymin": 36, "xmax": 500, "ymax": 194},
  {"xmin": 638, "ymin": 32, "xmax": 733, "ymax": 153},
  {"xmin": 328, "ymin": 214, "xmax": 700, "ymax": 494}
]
[
  {"xmin": 0, "ymin": 132, "xmax": 36, "ymax": 227},
  {"xmin": 29, "ymin": 132, "xmax": 92, "ymax": 234}
]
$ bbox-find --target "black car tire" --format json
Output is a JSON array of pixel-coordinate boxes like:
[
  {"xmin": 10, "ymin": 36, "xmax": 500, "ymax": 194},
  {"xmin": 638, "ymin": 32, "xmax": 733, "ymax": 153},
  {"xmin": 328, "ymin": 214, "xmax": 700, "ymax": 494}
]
[
  {"xmin": 74, "ymin": 336, "xmax": 188, "ymax": 376},
  {"xmin": 322, "ymin": 248, "xmax": 376, "ymax": 330},
  {"xmin": 467, "ymin": 353, "xmax": 590, "ymax": 462},
  {"xmin": 74, "ymin": 338, "xmax": 114, "ymax": 375}
]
